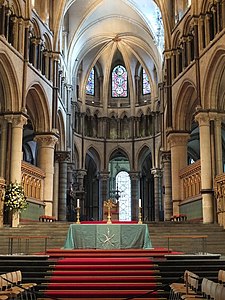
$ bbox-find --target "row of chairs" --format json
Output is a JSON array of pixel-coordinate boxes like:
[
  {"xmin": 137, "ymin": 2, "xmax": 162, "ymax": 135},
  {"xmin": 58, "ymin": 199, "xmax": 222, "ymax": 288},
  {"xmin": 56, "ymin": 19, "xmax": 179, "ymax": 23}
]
[
  {"xmin": 0, "ymin": 270, "xmax": 37, "ymax": 300},
  {"xmin": 169, "ymin": 269, "xmax": 225, "ymax": 300}
]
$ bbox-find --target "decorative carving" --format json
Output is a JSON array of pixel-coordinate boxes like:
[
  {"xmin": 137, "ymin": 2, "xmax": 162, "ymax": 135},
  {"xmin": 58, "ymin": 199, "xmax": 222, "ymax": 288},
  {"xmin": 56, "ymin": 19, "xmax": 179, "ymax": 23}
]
[
  {"xmin": 55, "ymin": 151, "xmax": 71, "ymax": 162},
  {"xmin": 34, "ymin": 134, "xmax": 58, "ymax": 148},
  {"xmin": 168, "ymin": 132, "xmax": 190, "ymax": 147}
]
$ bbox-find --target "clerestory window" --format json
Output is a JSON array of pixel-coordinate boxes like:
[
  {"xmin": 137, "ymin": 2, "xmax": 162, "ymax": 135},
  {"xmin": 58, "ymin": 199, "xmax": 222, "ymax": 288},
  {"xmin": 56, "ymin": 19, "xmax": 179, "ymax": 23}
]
[{"xmin": 112, "ymin": 65, "xmax": 128, "ymax": 97}]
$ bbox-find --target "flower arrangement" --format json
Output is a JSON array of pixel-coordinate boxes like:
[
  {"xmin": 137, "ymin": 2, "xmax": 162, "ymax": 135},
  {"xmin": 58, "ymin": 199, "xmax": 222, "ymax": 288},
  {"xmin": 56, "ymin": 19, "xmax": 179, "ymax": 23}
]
[{"xmin": 4, "ymin": 182, "xmax": 28, "ymax": 211}]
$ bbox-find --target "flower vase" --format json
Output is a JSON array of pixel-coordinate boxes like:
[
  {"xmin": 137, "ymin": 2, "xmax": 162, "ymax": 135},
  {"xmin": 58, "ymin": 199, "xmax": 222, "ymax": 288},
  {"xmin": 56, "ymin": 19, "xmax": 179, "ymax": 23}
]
[{"xmin": 12, "ymin": 209, "xmax": 20, "ymax": 228}]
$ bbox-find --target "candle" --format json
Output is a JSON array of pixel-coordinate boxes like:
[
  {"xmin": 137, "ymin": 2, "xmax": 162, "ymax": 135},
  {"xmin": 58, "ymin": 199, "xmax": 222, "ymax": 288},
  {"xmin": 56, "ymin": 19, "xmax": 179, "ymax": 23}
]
[
  {"xmin": 77, "ymin": 199, "xmax": 80, "ymax": 208},
  {"xmin": 139, "ymin": 199, "xmax": 141, "ymax": 207}
]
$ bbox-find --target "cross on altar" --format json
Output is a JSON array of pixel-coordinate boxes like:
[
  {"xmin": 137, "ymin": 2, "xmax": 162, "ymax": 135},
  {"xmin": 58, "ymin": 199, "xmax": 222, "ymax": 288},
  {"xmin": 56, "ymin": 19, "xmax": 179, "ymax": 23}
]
[{"xmin": 104, "ymin": 199, "xmax": 117, "ymax": 224}]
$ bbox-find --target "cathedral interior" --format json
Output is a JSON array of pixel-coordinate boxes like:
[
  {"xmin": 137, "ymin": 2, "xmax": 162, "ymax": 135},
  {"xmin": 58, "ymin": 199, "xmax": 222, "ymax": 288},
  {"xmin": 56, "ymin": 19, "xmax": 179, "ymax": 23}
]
[{"xmin": 0, "ymin": 0, "xmax": 225, "ymax": 228}]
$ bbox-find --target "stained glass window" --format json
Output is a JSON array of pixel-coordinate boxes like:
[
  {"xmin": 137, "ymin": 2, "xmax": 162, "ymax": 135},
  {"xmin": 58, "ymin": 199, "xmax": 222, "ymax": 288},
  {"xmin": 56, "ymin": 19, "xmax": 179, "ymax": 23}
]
[
  {"xmin": 112, "ymin": 65, "xmax": 128, "ymax": 97},
  {"xmin": 142, "ymin": 68, "xmax": 151, "ymax": 95},
  {"xmin": 86, "ymin": 67, "xmax": 95, "ymax": 95}
]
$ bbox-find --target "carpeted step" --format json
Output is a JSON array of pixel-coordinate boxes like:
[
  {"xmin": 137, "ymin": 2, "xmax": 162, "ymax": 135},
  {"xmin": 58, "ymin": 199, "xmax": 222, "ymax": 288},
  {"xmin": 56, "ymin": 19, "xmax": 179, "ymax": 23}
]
[
  {"xmin": 38, "ymin": 297, "xmax": 167, "ymax": 300},
  {"xmin": 43, "ymin": 289, "xmax": 162, "ymax": 298},
  {"xmin": 47, "ymin": 275, "xmax": 161, "ymax": 283},
  {"xmin": 53, "ymin": 263, "xmax": 157, "ymax": 271},
  {"xmin": 49, "ymin": 269, "xmax": 160, "ymax": 276},
  {"xmin": 44, "ymin": 282, "xmax": 162, "ymax": 290},
  {"xmin": 55, "ymin": 257, "xmax": 154, "ymax": 264}
]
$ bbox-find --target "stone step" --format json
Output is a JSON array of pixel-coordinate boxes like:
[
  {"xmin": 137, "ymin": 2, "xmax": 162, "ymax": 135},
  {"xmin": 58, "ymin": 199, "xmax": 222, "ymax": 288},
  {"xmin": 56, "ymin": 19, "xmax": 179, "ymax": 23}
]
[{"xmin": 0, "ymin": 221, "xmax": 225, "ymax": 255}]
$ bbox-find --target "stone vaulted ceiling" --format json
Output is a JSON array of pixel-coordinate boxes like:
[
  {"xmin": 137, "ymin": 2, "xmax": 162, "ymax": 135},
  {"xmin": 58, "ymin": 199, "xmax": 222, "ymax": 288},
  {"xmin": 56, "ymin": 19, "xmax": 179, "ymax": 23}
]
[{"xmin": 63, "ymin": 0, "xmax": 163, "ymax": 83}]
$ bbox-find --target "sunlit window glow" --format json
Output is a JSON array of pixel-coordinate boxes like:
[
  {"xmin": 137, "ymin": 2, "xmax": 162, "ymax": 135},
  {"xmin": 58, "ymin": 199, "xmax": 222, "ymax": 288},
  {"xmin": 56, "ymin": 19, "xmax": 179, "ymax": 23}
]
[
  {"xmin": 142, "ymin": 69, "xmax": 151, "ymax": 95},
  {"xmin": 112, "ymin": 65, "xmax": 128, "ymax": 98},
  {"xmin": 86, "ymin": 67, "xmax": 95, "ymax": 96}
]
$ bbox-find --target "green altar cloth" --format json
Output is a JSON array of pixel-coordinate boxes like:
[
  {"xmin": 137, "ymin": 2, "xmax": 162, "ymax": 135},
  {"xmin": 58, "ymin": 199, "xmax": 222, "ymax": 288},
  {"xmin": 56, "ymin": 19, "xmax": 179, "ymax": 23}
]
[{"xmin": 63, "ymin": 224, "xmax": 152, "ymax": 249}]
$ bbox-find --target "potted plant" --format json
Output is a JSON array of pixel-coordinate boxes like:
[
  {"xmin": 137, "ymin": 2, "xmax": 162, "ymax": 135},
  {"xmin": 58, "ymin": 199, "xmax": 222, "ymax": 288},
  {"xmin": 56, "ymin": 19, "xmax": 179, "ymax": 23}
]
[{"xmin": 4, "ymin": 182, "xmax": 28, "ymax": 227}]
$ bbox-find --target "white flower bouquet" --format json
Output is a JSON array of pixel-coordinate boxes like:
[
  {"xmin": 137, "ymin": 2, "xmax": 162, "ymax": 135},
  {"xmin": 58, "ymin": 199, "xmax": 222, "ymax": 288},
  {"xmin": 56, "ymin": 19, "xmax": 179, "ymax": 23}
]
[{"xmin": 4, "ymin": 182, "xmax": 28, "ymax": 211}]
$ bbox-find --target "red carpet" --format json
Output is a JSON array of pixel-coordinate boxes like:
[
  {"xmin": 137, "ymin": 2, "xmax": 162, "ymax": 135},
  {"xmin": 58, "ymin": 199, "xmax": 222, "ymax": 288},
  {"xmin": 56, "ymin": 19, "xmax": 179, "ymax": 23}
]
[{"xmin": 43, "ymin": 249, "xmax": 168, "ymax": 299}]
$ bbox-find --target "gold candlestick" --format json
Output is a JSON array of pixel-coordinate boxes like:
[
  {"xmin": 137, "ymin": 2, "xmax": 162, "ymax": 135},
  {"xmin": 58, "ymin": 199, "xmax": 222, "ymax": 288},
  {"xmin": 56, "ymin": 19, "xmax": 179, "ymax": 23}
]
[
  {"xmin": 104, "ymin": 199, "xmax": 116, "ymax": 224},
  {"xmin": 76, "ymin": 207, "xmax": 80, "ymax": 224},
  {"xmin": 138, "ymin": 206, "xmax": 142, "ymax": 224}
]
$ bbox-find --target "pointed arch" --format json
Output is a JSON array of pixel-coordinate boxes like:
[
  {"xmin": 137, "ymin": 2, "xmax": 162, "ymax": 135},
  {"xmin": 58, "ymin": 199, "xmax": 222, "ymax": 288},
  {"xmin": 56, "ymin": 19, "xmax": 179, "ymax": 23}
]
[
  {"xmin": 173, "ymin": 80, "xmax": 198, "ymax": 131},
  {"xmin": 56, "ymin": 109, "xmax": 66, "ymax": 151},
  {"xmin": 0, "ymin": 52, "xmax": 21, "ymax": 111},
  {"xmin": 202, "ymin": 47, "xmax": 225, "ymax": 110},
  {"xmin": 25, "ymin": 83, "xmax": 51, "ymax": 132},
  {"xmin": 86, "ymin": 146, "xmax": 101, "ymax": 171}
]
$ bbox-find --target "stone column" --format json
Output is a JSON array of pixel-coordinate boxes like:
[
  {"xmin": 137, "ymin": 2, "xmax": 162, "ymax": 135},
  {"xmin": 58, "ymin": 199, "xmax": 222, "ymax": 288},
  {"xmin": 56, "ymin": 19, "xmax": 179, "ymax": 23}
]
[
  {"xmin": 98, "ymin": 171, "xmax": 109, "ymax": 220},
  {"xmin": 168, "ymin": 132, "xmax": 190, "ymax": 215},
  {"xmin": 151, "ymin": 168, "xmax": 163, "ymax": 222},
  {"xmin": 34, "ymin": 133, "xmax": 58, "ymax": 216},
  {"xmin": 75, "ymin": 169, "xmax": 87, "ymax": 215},
  {"xmin": 5, "ymin": 114, "xmax": 27, "ymax": 227},
  {"xmin": 55, "ymin": 151, "xmax": 70, "ymax": 221},
  {"xmin": 0, "ymin": 177, "xmax": 5, "ymax": 227},
  {"xmin": 195, "ymin": 112, "xmax": 214, "ymax": 223},
  {"xmin": 161, "ymin": 151, "xmax": 172, "ymax": 221},
  {"xmin": 212, "ymin": 114, "xmax": 223, "ymax": 175},
  {"xmin": 129, "ymin": 172, "xmax": 140, "ymax": 221},
  {"xmin": 53, "ymin": 159, "xmax": 59, "ymax": 219},
  {"xmin": 0, "ymin": 117, "xmax": 8, "ymax": 178},
  {"xmin": 7, "ymin": 114, "xmax": 27, "ymax": 182}
]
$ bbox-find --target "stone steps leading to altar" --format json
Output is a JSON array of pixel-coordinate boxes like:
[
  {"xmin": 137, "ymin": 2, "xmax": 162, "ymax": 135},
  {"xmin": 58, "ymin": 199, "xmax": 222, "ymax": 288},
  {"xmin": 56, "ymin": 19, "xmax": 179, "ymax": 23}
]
[{"xmin": 0, "ymin": 221, "xmax": 225, "ymax": 255}]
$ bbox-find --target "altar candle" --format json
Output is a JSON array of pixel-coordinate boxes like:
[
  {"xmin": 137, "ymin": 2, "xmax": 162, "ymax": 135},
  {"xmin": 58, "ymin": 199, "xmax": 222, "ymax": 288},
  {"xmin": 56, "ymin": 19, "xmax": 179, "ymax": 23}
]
[
  {"xmin": 139, "ymin": 198, "xmax": 141, "ymax": 207},
  {"xmin": 77, "ymin": 198, "xmax": 80, "ymax": 208}
]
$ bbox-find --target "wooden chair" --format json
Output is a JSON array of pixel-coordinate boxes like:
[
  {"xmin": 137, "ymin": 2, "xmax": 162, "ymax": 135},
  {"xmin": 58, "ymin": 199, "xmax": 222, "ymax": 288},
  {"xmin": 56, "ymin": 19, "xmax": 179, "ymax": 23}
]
[
  {"xmin": 0, "ymin": 273, "xmax": 22, "ymax": 299},
  {"xmin": 215, "ymin": 284, "xmax": 225, "ymax": 300},
  {"xmin": 218, "ymin": 269, "xmax": 225, "ymax": 285},
  {"xmin": 182, "ymin": 278, "xmax": 211, "ymax": 300},
  {"xmin": 169, "ymin": 270, "xmax": 200, "ymax": 300},
  {"xmin": 15, "ymin": 271, "xmax": 37, "ymax": 299}
]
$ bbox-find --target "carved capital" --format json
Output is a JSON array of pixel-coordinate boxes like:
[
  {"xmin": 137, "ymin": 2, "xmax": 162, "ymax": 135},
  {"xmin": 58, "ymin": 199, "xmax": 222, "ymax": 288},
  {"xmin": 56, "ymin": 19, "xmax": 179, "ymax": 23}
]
[
  {"xmin": 129, "ymin": 172, "xmax": 140, "ymax": 181},
  {"xmin": 98, "ymin": 171, "xmax": 110, "ymax": 181},
  {"xmin": 195, "ymin": 112, "xmax": 210, "ymax": 126},
  {"xmin": 4, "ymin": 113, "xmax": 27, "ymax": 128},
  {"xmin": 55, "ymin": 151, "xmax": 70, "ymax": 162},
  {"xmin": 168, "ymin": 132, "xmax": 190, "ymax": 148},
  {"xmin": 161, "ymin": 151, "xmax": 171, "ymax": 163},
  {"xmin": 151, "ymin": 168, "xmax": 163, "ymax": 177},
  {"xmin": 34, "ymin": 133, "xmax": 58, "ymax": 148}
]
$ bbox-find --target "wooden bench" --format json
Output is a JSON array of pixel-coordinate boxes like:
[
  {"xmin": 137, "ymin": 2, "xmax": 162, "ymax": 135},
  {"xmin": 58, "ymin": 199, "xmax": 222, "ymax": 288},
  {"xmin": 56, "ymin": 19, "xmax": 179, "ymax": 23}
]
[
  {"xmin": 170, "ymin": 214, "xmax": 187, "ymax": 222},
  {"xmin": 39, "ymin": 215, "xmax": 56, "ymax": 222}
]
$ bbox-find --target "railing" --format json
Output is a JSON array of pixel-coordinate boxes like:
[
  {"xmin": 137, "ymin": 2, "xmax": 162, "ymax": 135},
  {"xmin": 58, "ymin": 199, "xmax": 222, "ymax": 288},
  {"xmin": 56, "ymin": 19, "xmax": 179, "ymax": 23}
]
[
  {"xmin": 214, "ymin": 173, "xmax": 225, "ymax": 228},
  {"xmin": 21, "ymin": 161, "xmax": 45, "ymax": 203},
  {"xmin": 179, "ymin": 160, "xmax": 201, "ymax": 200}
]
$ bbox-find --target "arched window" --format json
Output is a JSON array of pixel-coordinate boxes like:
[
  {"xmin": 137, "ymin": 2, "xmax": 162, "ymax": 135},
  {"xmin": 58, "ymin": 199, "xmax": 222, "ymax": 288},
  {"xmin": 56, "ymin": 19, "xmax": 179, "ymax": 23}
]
[
  {"xmin": 86, "ymin": 67, "xmax": 95, "ymax": 95},
  {"xmin": 142, "ymin": 69, "xmax": 151, "ymax": 95},
  {"xmin": 112, "ymin": 65, "xmax": 128, "ymax": 97},
  {"xmin": 116, "ymin": 171, "xmax": 131, "ymax": 221}
]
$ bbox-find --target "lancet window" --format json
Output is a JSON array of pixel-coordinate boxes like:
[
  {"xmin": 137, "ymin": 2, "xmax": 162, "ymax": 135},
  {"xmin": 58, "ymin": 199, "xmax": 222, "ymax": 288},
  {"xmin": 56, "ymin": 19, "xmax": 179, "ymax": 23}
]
[
  {"xmin": 86, "ymin": 67, "xmax": 95, "ymax": 96},
  {"xmin": 112, "ymin": 65, "xmax": 128, "ymax": 98}
]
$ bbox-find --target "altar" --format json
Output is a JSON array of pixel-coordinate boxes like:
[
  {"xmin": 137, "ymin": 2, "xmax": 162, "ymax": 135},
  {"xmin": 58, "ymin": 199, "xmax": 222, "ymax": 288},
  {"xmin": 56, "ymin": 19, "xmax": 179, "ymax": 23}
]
[{"xmin": 63, "ymin": 223, "xmax": 152, "ymax": 249}]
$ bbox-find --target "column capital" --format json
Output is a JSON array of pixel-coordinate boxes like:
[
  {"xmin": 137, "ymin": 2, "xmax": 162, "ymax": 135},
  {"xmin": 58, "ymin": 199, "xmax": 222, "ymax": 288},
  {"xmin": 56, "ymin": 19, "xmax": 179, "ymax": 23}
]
[
  {"xmin": 76, "ymin": 169, "xmax": 87, "ymax": 178},
  {"xmin": 195, "ymin": 111, "xmax": 210, "ymax": 126},
  {"xmin": 98, "ymin": 171, "xmax": 110, "ymax": 181},
  {"xmin": 4, "ymin": 113, "xmax": 27, "ymax": 128},
  {"xmin": 55, "ymin": 151, "xmax": 70, "ymax": 162},
  {"xmin": 34, "ymin": 132, "xmax": 58, "ymax": 148},
  {"xmin": 167, "ymin": 132, "xmax": 190, "ymax": 148},
  {"xmin": 161, "ymin": 151, "xmax": 171, "ymax": 163},
  {"xmin": 151, "ymin": 168, "xmax": 163, "ymax": 177},
  {"xmin": 129, "ymin": 171, "xmax": 140, "ymax": 181}
]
